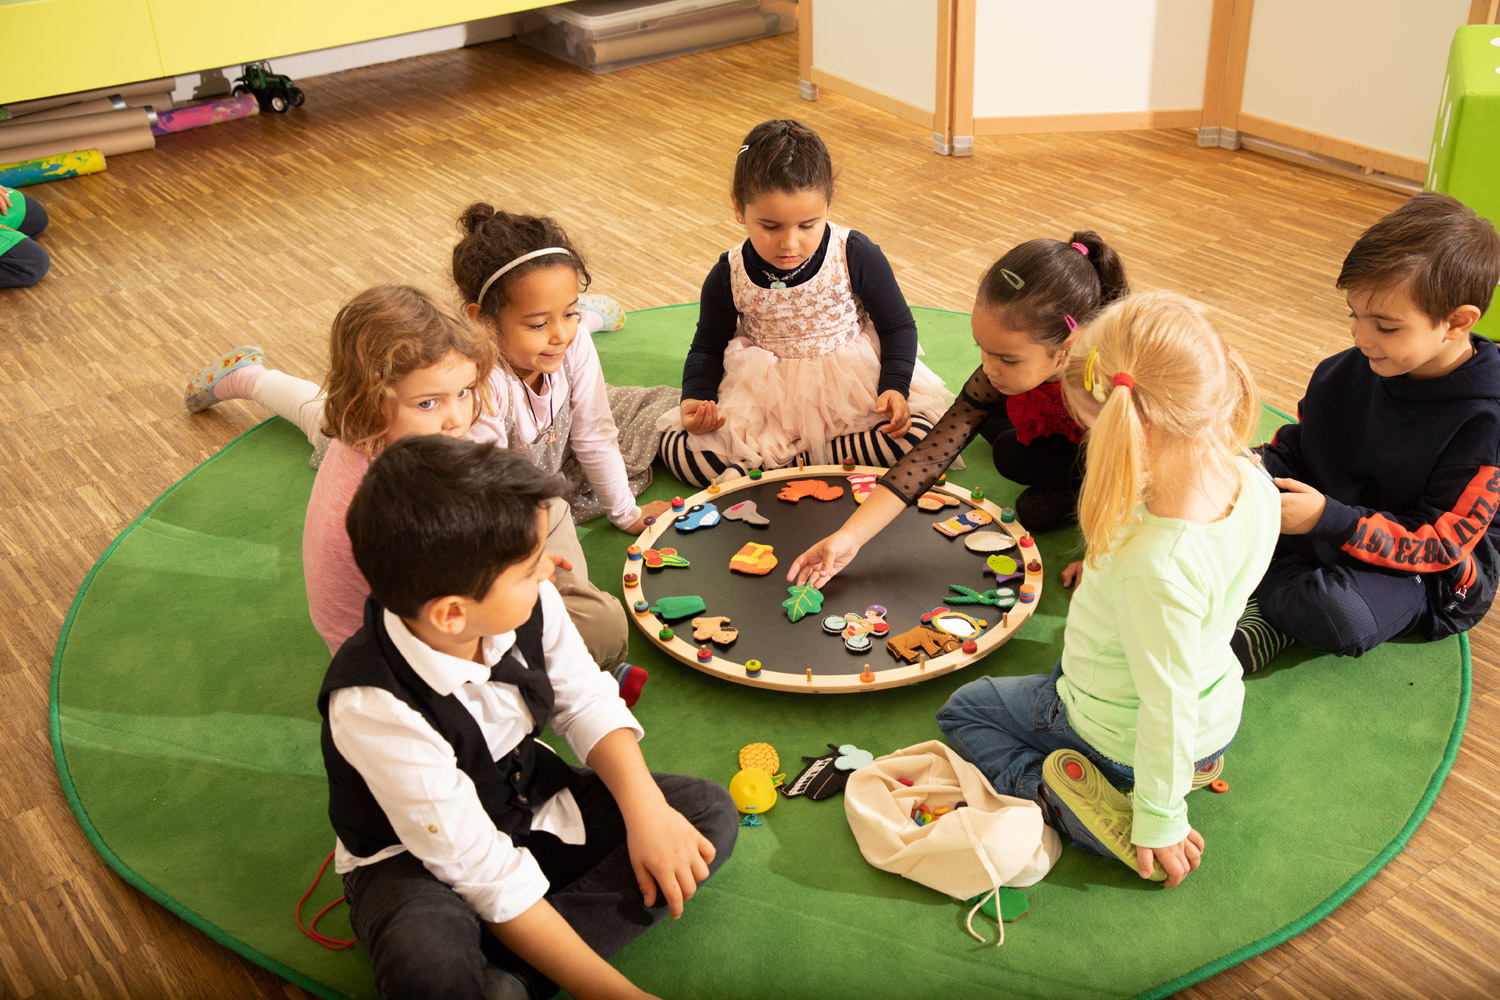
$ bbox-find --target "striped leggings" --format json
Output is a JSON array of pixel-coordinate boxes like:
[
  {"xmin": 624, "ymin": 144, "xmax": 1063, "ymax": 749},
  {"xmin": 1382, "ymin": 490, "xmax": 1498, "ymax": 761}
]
[{"xmin": 658, "ymin": 416, "xmax": 935, "ymax": 487}]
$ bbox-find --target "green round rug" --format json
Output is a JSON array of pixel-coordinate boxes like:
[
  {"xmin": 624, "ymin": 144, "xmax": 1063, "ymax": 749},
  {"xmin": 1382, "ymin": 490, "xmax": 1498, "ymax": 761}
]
[{"xmin": 51, "ymin": 306, "xmax": 1470, "ymax": 1000}]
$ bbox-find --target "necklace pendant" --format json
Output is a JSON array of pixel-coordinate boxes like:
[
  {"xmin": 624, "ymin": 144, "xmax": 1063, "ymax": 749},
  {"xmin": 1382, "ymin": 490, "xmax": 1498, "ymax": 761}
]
[{"xmin": 770, "ymin": 280, "xmax": 787, "ymax": 289}]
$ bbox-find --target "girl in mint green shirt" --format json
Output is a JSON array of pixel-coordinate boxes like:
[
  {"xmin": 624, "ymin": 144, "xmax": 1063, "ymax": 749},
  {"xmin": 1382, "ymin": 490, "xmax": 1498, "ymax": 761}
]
[{"xmin": 938, "ymin": 290, "xmax": 1280, "ymax": 889}]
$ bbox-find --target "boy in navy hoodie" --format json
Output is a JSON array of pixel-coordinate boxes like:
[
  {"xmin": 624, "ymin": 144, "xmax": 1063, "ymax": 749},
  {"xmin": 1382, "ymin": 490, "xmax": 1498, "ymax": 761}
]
[
  {"xmin": 319, "ymin": 436, "xmax": 736, "ymax": 1000},
  {"xmin": 1235, "ymin": 192, "xmax": 1500, "ymax": 672}
]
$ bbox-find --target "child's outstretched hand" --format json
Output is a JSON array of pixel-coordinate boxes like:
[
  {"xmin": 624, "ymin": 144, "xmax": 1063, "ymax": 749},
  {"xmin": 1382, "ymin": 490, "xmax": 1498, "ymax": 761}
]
[
  {"xmin": 787, "ymin": 530, "xmax": 864, "ymax": 588},
  {"xmin": 875, "ymin": 389, "xmax": 911, "ymax": 438},
  {"xmin": 628, "ymin": 802, "xmax": 717, "ymax": 919},
  {"xmin": 1136, "ymin": 827, "xmax": 1204, "ymax": 888},
  {"xmin": 681, "ymin": 399, "xmax": 725, "ymax": 435},
  {"xmin": 626, "ymin": 500, "xmax": 672, "ymax": 534},
  {"xmin": 1273, "ymin": 477, "xmax": 1326, "ymax": 535}
]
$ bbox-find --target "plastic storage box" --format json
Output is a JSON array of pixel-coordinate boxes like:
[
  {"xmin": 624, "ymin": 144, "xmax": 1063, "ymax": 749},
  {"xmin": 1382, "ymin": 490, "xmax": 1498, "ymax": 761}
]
[{"xmin": 517, "ymin": 0, "xmax": 794, "ymax": 75}]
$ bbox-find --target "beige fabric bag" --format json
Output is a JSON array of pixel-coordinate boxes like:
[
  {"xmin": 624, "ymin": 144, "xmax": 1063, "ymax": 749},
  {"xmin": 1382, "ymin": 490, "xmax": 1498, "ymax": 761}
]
[{"xmin": 844, "ymin": 740, "xmax": 1063, "ymax": 945}]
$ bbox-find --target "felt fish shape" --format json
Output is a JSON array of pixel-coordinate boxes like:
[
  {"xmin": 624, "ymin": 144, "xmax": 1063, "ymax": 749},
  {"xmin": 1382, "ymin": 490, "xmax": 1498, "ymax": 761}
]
[
  {"xmin": 729, "ymin": 542, "xmax": 778, "ymax": 575},
  {"xmin": 722, "ymin": 500, "xmax": 770, "ymax": 526},
  {"xmin": 672, "ymin": 502, "xmax": 720, "ymax": 532},
  {"xmin": 782, "ymin": 583, "xmax": 825, "ymax": 622},
  {"xmin": 963, "ymin": 531, "xmax": 1016, "ymax": 554},
  {"xmin": 777, "ymin": 479, "xmax": 845, "ymax": 503},
  {"xmin": 848, "ymin": 474, "xmax": 877, "ymax": 503},
  {"xmin": 649, "ymin": 595, "xmax": 707, "ymax": 620},
  {"xmin": 933, "ymin": 509, "xmax": 994, "ymax": 537},
  {"xmin": 640, "ymin": 547, "xmax": 690, "ymax": 569},
  {"xmin": 691, "ymin": 615, "xmax": 739, "ymax": 646},
  {"xmin": 916, "ymin": 491, "xmax": 961, "ymax": 512},
  {"xmin": 947, "ymin": 584, "xmax": 1018, "ymax": 608}
]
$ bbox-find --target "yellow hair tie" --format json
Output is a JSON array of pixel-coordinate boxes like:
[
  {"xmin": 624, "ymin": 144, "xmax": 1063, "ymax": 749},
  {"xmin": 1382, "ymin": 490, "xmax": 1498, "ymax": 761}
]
[{"xmin": 1083, "ymin": 347, "xmax": 1106, "ymax": 403}]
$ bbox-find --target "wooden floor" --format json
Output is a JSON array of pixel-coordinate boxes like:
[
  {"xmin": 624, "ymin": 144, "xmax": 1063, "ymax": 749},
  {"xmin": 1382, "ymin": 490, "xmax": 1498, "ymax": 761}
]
[{"xmin": 3, "ymin": 28, "xmax": 1497, "ymax": 1000}]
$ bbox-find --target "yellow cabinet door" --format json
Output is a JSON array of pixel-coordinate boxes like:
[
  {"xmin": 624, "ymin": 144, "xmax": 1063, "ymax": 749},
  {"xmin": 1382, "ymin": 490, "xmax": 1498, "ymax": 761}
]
[
  {"xmin": 0, "ymin": 0, "xmax": 164, "ymax": 105},
  {"xmin": 147, "ymin": 0, "xmax": 553, "ymax": 76}
]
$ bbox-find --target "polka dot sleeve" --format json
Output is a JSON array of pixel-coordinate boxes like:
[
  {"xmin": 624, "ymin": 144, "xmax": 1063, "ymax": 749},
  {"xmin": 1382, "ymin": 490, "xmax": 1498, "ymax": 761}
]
[{"xmin": 876, "ymin": 366, "xmax": 1003, "ymax": 504}]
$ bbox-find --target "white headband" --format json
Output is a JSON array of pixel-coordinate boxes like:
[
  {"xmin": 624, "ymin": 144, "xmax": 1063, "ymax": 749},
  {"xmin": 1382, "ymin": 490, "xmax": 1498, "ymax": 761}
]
[{"xmin": 475, "ymin": 247, "xmax": 572, "ymax": 306}]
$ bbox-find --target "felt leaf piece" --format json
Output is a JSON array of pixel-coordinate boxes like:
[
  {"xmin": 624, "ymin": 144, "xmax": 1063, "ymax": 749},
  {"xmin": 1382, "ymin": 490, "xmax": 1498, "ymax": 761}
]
[
  {"xmin": 782, "ymin": 584, "xmax": 825, "ymax": 622},
  {"xmin": 834, "ymin": 744, "xmax": 874, "ymax": 771},
  {"xmin": 641, "ymin": 547, "xmax": 690, "ymax": 569}
]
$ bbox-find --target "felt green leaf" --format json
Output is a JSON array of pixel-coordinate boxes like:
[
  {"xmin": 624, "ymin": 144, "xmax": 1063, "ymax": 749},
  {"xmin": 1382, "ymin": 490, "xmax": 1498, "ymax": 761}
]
[{"xmin": 781, "ymin": 584, "xmax": 825, "ymax": 623}]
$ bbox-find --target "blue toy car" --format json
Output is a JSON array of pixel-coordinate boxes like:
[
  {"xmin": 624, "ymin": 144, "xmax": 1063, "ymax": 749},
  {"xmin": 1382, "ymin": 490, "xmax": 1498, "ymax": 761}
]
[{"xmin": 673, "ymin": 502, "xmax": 721, "ymax": 532}]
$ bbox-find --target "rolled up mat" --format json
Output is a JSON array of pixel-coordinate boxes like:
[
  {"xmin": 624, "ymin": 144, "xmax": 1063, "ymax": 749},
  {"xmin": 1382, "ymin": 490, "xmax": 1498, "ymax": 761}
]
[
  {"xmin": 124, "ymin": 92, "xmax": 174, "ymax": 112},
  {"xmin": 152, "ymin": 95, "xmax": 258, "ymax": 135},
  {"xmin": 0, "ymin": 149, "xmax": 106, "ymax": 188},
  {"xmin": 579, "ymin": 11, "xmax": 771, "ymax": 67},
  {"xmin": 0, "ymin": 107, "xmax": 156, "ymax": 152},
  {"xmin": 0, "ymin": 96, "xmax": 127, "ymax": 127},
  {"xmin": 2, "ymin": 76, "xmax": 177, "ymax": 118},
  {"xmin": 0, "ymin": 125, "xmax": 154, "ymax": 164}
]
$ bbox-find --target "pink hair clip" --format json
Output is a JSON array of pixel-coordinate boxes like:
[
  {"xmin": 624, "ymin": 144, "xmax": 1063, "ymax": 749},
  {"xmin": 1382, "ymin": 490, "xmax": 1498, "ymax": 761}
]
[
  {"xmin": 1070, "ymin": 242, "xmax": 1089, "ymax": 256},
  {"xmin": 1063, "ymin": 313, "xmax": 1077, "ymax": 332}
]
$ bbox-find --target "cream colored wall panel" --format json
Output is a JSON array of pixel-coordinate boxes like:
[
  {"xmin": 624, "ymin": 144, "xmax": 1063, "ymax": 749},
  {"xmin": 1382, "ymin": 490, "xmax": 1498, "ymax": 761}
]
[
  {"xmin": 1239, "ymin": 0, "xmax": 1470, "ymax": 162},
  {"xmin": 972, "ymin": 0, "xmax": 1212, "ymax": 118},
  {"xmin": 812, "ymin": 0, "xmax": 938, "ymax": 113}
]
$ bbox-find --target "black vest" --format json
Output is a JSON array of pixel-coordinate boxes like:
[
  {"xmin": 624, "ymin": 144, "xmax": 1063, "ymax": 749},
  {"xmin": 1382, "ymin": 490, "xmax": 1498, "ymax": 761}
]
[{"xmin": 317, "ymin": 598, "xmax": 576, "ymax": 858}]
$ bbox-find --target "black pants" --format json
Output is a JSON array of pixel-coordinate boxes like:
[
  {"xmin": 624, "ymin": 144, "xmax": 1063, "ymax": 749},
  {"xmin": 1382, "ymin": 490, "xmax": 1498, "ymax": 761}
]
[
  {"xmin": 1253, "ymin": 535, "xmax": 1428, "ymax": 657},
  {"xmin": 0, "ymin": 194, "xmax": 50, "ymax": 289},
  {"xmin": 980, "ymin": 411, "xmax": 1083, "ymax": 490},
  {"xmin": 342, "ymin": 771, "xmax": 738, "ymax": 1000}
]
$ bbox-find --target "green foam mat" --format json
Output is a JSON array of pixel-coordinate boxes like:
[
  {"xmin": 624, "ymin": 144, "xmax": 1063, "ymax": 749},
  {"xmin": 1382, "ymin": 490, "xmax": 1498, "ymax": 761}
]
[{"xmin": 52, "ymin": 306, "xmax": 1469, "ymax": 1000}]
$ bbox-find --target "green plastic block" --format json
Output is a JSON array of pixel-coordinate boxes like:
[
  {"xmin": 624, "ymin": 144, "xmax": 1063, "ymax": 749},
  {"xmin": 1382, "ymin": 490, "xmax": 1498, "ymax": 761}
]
[{"xmin": 1426, "ymin": 26, "xmax": 1500, "ymax": 340}]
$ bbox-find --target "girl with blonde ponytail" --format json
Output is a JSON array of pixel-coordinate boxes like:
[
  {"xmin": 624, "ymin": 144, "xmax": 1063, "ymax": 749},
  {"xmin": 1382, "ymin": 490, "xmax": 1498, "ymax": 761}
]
[{"xmin": 938, "ymin": 291, "xmax": 1279, "ymax": 889}]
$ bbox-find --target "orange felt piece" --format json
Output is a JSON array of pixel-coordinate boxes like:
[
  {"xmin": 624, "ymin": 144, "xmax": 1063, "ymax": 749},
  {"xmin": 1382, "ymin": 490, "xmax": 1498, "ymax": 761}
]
[
  {"xmin": 729, "ymin": 541, "xmax": 778, "ymax": 575},
  {"xmin": 776, "ymin": 479, "xmax": 845, "ymax": 503}
]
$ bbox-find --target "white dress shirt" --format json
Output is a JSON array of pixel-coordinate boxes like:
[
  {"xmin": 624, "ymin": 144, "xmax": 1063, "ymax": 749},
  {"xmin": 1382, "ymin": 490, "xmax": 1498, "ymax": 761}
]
[{"xmin": 327, "ymin": 582, "xmax": 642, "ymax": 924}]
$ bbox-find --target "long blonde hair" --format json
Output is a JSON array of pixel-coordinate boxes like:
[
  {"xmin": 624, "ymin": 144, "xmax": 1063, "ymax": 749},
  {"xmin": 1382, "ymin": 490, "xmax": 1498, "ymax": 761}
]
[
  {"xmin": 320, "ymin": 285, "xmax": 498, "ymax": 456},
  {"xmin": 1062, "ymin": 291, "xmax": 1258, "ymax": 567}
]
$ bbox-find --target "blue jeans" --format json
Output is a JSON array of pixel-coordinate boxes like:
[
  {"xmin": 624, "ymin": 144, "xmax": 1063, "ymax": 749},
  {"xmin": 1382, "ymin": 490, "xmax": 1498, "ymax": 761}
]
[{"xmin": 936, "ymin": 664, "xmax": 1229, "ymax": 809}]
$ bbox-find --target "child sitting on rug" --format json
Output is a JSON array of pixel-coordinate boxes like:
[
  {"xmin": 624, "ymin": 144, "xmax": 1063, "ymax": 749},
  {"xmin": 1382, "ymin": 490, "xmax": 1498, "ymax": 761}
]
[
  {"xmin": 1233, "ymin": 191, "xmax": 1500, "ymax": 673},
  {"xmin": 786, "ymin": 230, "xmax": 1130, "ymax": 584},
  {"xmin": 657, "ymin": 118, "xmax": 953, "ymax": 486},
  {"xmin": 0, "ymin": 185, "xmax": 50, "ymax": 289},
  {"xmin": 322, "ymin": 435, "xmax": 736, "ymax": 1000},
  {"xmin": 293, "ymin": 285, "xmax": 644, "ymax": 699},
  {"xmin": 183, "ymin": 207, "xmax": 665, "ymax": 532},
  {"xmin": 936, "ymin": 292, "xmax": 1280, "ymax": 888}
]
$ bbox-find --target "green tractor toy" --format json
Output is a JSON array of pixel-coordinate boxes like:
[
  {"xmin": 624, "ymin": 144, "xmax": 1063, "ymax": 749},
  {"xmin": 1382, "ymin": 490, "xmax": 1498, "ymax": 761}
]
[{"xmin": 233, "ymin": 61, "xmax": 304, "ymax": 114}]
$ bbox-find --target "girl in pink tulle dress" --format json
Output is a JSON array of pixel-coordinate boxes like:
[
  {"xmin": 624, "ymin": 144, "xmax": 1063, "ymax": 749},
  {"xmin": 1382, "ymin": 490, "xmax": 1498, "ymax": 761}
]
[{"xmin": 657, "ymin": 119, "xmax": 952, "ymax": 486}]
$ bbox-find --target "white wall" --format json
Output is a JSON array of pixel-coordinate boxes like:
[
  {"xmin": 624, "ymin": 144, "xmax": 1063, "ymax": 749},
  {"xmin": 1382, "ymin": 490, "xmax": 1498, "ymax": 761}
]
[
  {"xmin": 812, "ymin": 0, "xmax": 938, "ymax": 112},
  {"xmin": 971, "ymin": 0, "xmax": 1212, "ymax": 119},
  {"xmin": 1239, "ymin": 0, "xmax": 1468, "ymax": 161}
]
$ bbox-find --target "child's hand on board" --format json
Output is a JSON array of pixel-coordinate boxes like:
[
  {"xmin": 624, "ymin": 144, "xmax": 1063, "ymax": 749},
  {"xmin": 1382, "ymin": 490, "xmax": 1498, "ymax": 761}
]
[
  {"xmin": 1136, "ymin": 827, "xmax": 1204, "ymax": 888},
  {"xmin": 627, "ymin": 500, "xmax": 672, "ymax": 534},
  {"xmin": 1060, "ymin": 561, "xmax": 1084, "ymax": 589},
  {"xmin": 681, "ymin": 399, "xmax": 725, "ymax": 435},
  {"xmin": 875, "ymin": 389, "xmax": 911, "ymax": 438},
  {"xmin": 1273, "ymin": 477, "xmax": 1326, "ymax": 534}
]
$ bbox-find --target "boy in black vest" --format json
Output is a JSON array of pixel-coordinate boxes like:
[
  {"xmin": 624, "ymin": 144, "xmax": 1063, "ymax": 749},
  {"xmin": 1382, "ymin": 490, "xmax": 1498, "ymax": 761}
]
[
  {"xmin": 1235, "ymin": 192, "xmax": 1500, "ymax": 673},
  {"xmin": 319, "ymin": 436, "xmax": 737, "ymax": 1000}
]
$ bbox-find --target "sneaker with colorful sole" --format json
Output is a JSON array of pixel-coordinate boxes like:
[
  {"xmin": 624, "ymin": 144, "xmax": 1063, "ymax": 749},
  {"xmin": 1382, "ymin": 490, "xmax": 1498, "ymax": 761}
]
[{"xmin": 1039, "ymin": 748, "xmax": 1165, "ymax": 881}]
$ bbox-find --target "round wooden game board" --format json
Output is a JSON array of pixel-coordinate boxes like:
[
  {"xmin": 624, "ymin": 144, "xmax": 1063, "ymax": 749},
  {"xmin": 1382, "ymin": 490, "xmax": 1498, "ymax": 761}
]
[{"xmin": 621, "ymin": 465, "xmax": 1043, "ymax": 693}]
